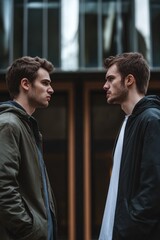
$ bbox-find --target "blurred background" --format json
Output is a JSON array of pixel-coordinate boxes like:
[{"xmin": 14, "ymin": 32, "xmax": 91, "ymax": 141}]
[{"xmin": 0, "ymin": 0, "xmax": 160, "ymax": 239}]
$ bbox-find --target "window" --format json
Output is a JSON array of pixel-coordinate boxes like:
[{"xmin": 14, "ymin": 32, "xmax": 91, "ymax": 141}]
[
  {"xmin": 0, "ymin": 0, "xmax": 13, "ymax": 70},
  {"xmin": 0, "ymin": 0, "xmax": 60, "ymax": 70},
  {"xmin": 79, "ymin": 0, "xmax": 133, "ymax": 69},
  {"xmin": 0, "ymin": 0, "xmax": 158, "ymax": 71},
  {"xmin": 150, "ymin": 0, "xmax": 160, "ymax": 67}
]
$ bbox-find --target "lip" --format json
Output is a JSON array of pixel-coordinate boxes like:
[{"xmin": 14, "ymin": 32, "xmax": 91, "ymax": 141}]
[
  {"xmin": 106, "ymin": 92, "xmax": 111, "ymax": 98},
  {"xmin": 46, "ymin": 96, "xmax": 51, "ymax": 101}
]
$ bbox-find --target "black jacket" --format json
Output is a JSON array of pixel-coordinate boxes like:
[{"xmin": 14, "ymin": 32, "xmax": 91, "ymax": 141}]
[
  {"xmin": 0, "ymin": 103, "xmax": 57, "ymax": 240},
  {"xmin": 113, "ymin": 95, "xmax": 160, "ymax": 240}
]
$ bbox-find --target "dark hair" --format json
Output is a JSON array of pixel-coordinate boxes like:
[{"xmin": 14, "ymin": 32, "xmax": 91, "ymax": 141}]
[
  {"xmin": 104, "ymin": 52, "xmax": 150, "ymax": 94},
  {"xmin": 6, "ymin": 56, "xmax": 54, "ymax": 99}
]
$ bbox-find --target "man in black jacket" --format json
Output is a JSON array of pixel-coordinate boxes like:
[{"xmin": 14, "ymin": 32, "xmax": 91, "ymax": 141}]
[{"xmin": 99, "ymin": 52, "xmax": 160, "ymax": 240}]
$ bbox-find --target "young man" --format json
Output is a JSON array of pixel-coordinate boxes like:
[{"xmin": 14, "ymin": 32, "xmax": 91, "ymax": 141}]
[
  {"xmin": 99, "ymin": 52, "xmax": 160, "ymax": 240},
  {"xmin": 0, "ymin": 56, "xmax": 57, "ymax": 240}
]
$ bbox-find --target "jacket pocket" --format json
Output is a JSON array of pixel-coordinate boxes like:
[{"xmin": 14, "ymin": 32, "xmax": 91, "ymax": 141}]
[{"xmin": 114, "ymin": 198, "xmax": 156, "ymax": 240}]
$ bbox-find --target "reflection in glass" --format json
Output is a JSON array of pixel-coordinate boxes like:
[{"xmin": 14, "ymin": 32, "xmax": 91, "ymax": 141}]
[
  {"xmin": 0, "ymin": 0, "xmax": 158, "ymax": 70},
  {"xmin": 61, "ymin": 0, "xmax": 79, "ymax": 70},
  {"xmin": 85, "ymin": 8, "xmax": 98, "ymax": 67},
  {"xmin": 48, "ymin": 8, "xmax": 60, "ymax": 67},
  {"xmin": 81, "ymin": 1, "xmax": 98, "ymax": 67},
  {"xmin": 135, "ymin": 0, "xmax": 150, "ymax": 63},
  {"xmin": 0, "ymin": 0, "xmax": 12, "ymax": 69},
  {"xmin": 102, "ymin": 0, "xmax": 132, "ymax": 58},
  {"xmin": 14, "ymin": 0, "xmax": 23, "ymax": 59},
  {"xmin": 150, "ymin": 0, "xmax": 160, "ymax": 67},
  {"xmin": 80, "ymin": 0, "xmax": 133, "ymax": 68},
  {"xmin": 28, "ymin": 8, "xmax": 43, "ymax": 56}
]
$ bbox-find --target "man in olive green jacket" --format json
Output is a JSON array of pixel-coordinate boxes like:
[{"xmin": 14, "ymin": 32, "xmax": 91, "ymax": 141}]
[{"xmin": 0, "ymin": 56, "xmax": 57, "ymax": 240}]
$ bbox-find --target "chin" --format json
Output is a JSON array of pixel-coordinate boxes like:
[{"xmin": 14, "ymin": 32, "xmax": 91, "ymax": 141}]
[
  {"xmin": 107, "ymin": 98, "xmax": 113, "ymax": 104},
  {"xmin": 37, "ymin": 103, "xmax": 49, "ymax": 108},
  {"xmin": 43, "ymin": 103, "xmax": 49, "ymax": 108},
  {"xmin": 107, "ymin": 98, "xmax": 117, "ymax": 104}
]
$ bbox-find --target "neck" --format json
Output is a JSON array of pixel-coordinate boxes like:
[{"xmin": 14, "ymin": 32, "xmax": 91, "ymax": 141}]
[
  {"xmin": 13, "ymin": 98, "xmax": 35, "ymax": 115},
  {"xmin": 121, "ymin": 93, "xmax": 144, "ymax": 115}
]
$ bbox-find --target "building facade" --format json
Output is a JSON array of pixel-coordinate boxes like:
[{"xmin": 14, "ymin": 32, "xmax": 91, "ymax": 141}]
[{"xmin": 0, "ymin": 0, "xmax": 160, "ymax": 240}]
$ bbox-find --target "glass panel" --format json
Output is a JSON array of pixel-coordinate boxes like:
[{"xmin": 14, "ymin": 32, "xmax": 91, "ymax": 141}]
[
  {"xmin": 84, "ymin": 2, "xmax": 98, "ymax": 67},
  {"xmin": 135, "ymin": 0, "xmax": 150, "ymax": 63},
  {"xmin": 48, "ymin": 0, "xmax": 59, "ymax": 2},
  {"xmin": 121, "ymin": 1, "xmax": 133, "ymax": 52},
  {"xmin": 48, "ymin": 8, "xmax": 60, "ymax": 67},
  {"xmin": 150, "ymin": 0, "xmax": 160, "ymax": 66},
  {"xmin": 34, "ymin": 92, "xmax": 68, "ymax": 239},
  {"xmin": 80, "ymin": 0, "xmax": 133, "ymax": 69},
  {"xmin": 28, "ymin": 0, "xmax": 42, "ymax": 2},
  {"xmin": 90, "ymin": 91, "xmax": 124, "ymax": 238},
  {"xmin": 102, "ymin": 0, "xmax": 132, "ymax": 58},
  {"xmin": 13, "ymin": 0, "xmax": 23, "ymax": 59},
  {"xmin": 85, "ymin": 0, "xmax": 97, "ymax": 2},
  {"xmin": 28, "ymin": 8, "xmax": 43, "ymax": 56},
  {"xmin": 102, "ymin": 2, "xmax": 117, "ymax": 58},
  {"xmin": 0, "ymin": 0, "xmax": 11, "ymax": 69},
  {"xmin": 85, "ymin": 14, "xmax": 98, "ymax": 67},
  {"xmin": 61, "ymin": 0, "xmax": 79, "ymax": 70}
]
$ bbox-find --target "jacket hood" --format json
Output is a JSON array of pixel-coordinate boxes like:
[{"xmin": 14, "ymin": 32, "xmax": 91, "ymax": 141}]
[
  {"xmin": 0, "ymin": 101, "xmax": 40, "ymax": 142},
  {"xmin": 0, "ymin": 101, "xmax": 31, "ymax": 122},
  {"xmin": 132, "ymin": 95, "xmax": 160, "ymax": 116}
]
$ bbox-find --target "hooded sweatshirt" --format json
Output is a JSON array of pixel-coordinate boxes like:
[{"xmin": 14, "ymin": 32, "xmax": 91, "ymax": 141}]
[
  {"xmin": 112, "ymin": 95, "xmax": 160, "ymax": 240},
  {"xmin": 0, "ymin": 101, "xmax": 57, "ymax": 240}
]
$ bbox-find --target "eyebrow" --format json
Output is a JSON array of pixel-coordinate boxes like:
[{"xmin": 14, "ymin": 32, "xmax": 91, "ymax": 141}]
[
  {"xmin": 41, "ymin": 79, "xmax": 51, "ymax": 83},
  {"xmin": 105, "ymin": 74, "xmax": 114, "ymax": 81}
]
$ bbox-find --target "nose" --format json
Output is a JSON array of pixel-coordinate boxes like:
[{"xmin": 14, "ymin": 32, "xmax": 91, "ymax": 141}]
[
  {"xmin": 103, "ymin": 81, "xmax": 109, "ymax": 91},
  {"xmin": 48, "ymin": 85, "xmax": 54, "ymax": 94}
]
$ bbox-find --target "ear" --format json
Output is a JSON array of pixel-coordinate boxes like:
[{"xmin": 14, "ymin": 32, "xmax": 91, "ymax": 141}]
[
  {"xmin": 125, "ymin": 74, "xmax": 135, "ymax": 87},
  {"xmin": 20, "ymin": 78, "xmax": 30, "ymax": 91}
]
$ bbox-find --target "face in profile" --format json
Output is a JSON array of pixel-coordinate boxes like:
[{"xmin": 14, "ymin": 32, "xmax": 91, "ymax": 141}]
[
  {"xmin": 27, "ymin": 68, "xmax": 54, "ymax": 109},
  {"xmin": 103, "ymin": 64, "xmax": 128, "ymax": 105}
]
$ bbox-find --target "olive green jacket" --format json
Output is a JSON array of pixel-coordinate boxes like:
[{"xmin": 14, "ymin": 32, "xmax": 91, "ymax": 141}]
[{"xmin": 0, "ymin": 103, "xmax": 57, "ymax": 240}]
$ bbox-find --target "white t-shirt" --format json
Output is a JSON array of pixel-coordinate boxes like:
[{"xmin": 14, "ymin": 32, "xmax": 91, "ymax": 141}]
[{"xmin": 99, "ymin": 116, "xmax": 128, "ymax": 240}]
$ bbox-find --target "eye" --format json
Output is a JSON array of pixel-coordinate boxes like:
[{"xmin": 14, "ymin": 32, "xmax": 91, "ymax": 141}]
[
  {"xmin": 107, "ymin": 76, "xmax": 114, "ymax": 83},
  {"xmin": 42, "ymin": 80, "xmax": 50, "ymax": 86}
]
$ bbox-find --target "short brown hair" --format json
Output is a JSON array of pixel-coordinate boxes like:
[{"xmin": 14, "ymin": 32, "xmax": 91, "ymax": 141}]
[
  {"xmin": 104, "ymin": 52, "xmax": 150, "ymax": 94},
  {"xmin": 6, "ymin": 56, "xmax": 54, "ymax": 99}
]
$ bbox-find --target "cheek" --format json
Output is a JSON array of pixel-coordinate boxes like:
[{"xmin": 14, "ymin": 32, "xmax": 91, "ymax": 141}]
[
  {"xmin": 112, "ymin": 84, "xmax": 121, "ymax": 93},
  {"xmin": 117, "ymin": 83, "xmax": 126, "ymax": 91},
  {"xmin": 35, "ymin": 88, "xmax": 44, "ymax": 95}
]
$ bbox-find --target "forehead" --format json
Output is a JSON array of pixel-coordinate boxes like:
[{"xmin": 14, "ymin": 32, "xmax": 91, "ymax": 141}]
[
  {"xmin": 106, "ymin": 64, "xmax": 119, "ymax": 78},
  {"xmin": 36, "ymin": 67, "xmax": 51, "ymax": 81}
]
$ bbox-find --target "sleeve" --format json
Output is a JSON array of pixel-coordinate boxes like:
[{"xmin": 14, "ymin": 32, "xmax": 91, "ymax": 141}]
[
  {"xmin": 0, "ymin": 122, "xmax": 39, "ymax": 239},
  {"xmin": 115, "ymin": 118, "xmax": 160, "ymax": 240}
]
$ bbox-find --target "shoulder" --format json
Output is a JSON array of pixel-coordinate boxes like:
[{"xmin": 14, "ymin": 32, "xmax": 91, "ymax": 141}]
[
  {"xmin": 141, "ymin": 107, "xmax": 160, "ymax": 121},
  {"xmin": 0, "ymin": 112, "xmax": 26, "ymax": 138},
  {"xmin": 0, "ymin": 111, "xmax": 21, "ymax": 125},
  {"xmin": 127, "ymin": 107, "xmax": 160, "ymax": 133}
]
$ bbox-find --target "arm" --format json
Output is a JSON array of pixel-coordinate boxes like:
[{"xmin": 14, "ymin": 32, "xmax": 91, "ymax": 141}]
[
  {"xmin": 115, "ymin": 118, "xmax": 160, "ymax": 240},
  {"xmin": 0, "ymin": 122, "xmax": 39, "ymax": 239}
]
